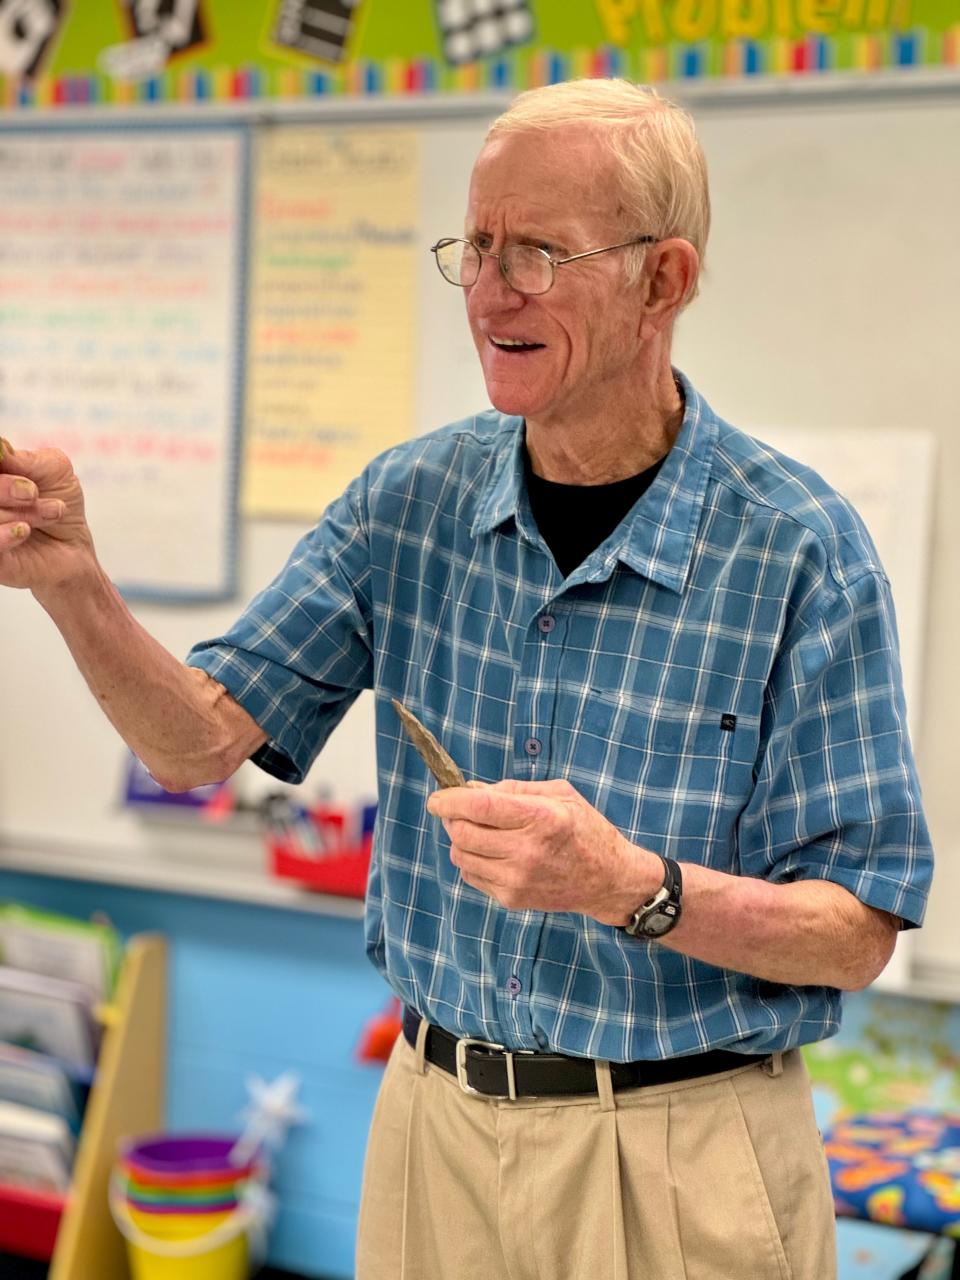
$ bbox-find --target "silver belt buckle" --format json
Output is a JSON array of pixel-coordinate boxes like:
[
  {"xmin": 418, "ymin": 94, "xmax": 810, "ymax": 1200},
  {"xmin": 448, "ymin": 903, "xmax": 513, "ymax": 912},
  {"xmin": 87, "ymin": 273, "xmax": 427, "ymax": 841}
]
[{"xmin": 456, "ymin": 1036, "xmax": 520, "ymax": 1100}]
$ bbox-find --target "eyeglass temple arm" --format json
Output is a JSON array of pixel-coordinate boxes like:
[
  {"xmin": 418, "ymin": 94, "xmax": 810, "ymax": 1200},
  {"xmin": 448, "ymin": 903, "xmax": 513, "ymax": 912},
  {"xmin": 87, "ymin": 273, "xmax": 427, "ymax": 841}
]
[{"xmin": 554, "ymin": 236, "xmax": 658, "ymax": 266}]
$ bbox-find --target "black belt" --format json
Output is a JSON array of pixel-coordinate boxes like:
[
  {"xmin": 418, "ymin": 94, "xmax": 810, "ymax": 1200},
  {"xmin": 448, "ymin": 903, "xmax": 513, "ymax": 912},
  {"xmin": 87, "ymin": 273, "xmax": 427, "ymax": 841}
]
[{"xmin": 402, "ymin": 1007, "xmax": 767, "ymax": 1101}]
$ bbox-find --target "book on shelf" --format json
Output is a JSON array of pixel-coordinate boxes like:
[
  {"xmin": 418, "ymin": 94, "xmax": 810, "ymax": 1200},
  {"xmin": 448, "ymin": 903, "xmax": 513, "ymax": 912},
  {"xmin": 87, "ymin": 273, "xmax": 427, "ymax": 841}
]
[
  {"xmin": 0, "ymin": 904, "xmax": 121, "ymax": 1003},
  {"xmin": 0, "ymin": 1099, "xmax": 75, "ymax": 1194},
  {"xmin": 0, "ymin": 968, "xmax": 99, "ymax": 1074},
  {"xmin": 0, "ymin": 1043, "xmax": 83, "ymax": 1132}
]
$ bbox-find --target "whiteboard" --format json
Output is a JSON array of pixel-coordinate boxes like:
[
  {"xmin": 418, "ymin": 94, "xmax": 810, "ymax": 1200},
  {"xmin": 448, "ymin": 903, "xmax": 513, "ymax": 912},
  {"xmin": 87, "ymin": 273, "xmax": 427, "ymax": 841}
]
[
  {"xmin": 756, "ymin": 429, "xmax": 937, "ymax": 994},
  {"xmin": 675, "ymin": 97, "xmax": 956, "ymax": 989},
  {"xmin": 0, "ymin": 126, "xmax": 247, "ymax": 600},
  {"xmin": 755, "ymin": 428, "xmax": 935, "ymax": 742},
  {"xmin": 0, "ymin": 96, "xmax": 954, "ymax": 983}
]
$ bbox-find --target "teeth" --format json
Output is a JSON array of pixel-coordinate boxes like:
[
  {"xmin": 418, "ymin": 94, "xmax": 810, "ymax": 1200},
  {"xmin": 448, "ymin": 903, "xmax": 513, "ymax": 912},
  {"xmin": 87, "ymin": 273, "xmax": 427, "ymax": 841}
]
[{"xmin": 491, "ymin": 336, "xmax": 536, "ymax": 347}]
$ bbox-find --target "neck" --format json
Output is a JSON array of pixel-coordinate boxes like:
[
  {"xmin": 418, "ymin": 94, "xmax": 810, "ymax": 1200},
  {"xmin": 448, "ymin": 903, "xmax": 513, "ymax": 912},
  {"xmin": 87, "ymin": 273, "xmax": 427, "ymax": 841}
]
[{"xmin": 525, "ymin": 366, "xmax": 685, "ymax": 485}]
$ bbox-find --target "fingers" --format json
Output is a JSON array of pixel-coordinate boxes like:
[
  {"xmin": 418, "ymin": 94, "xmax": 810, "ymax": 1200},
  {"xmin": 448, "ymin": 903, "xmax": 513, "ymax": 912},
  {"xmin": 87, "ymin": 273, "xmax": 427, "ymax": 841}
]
[
  {"xmin": 427, "ymin": 778, "xmax": 578, "ymax": 830},
  {"xmin": 0, "ymin": 439, "xmax": 75, "ymax": 492},
  {"xmin": 449, "ymin": 843, "xmax": 510, "ymax": 898},
  {"xmin": 428, "ymin": 784, "xmax": 551, "ymax": 831},
  {"xmin": 0, "ymin": 473, "xmax": 66, "ymax": 547},
  {"xmin": 37, "ymin": 499, "xmax": 66, "ymax": 521},
  {"xmin": 453, "ymin": 857, "xmax": 500, "ymax": 900},
  {"xmin": 0, "ymin": 438, "xmax": 36, "ymax": 472},
  {"xmin": 0, "ymin": 470, "xmax": 39, "ymax": 549},
  {"xmin": 444, "ymin": 818, "xmax": 511, "ymax": 859},
  {"xmin": 0, "ymin": 437, "xmax": 28, "ymax": 475},
  {"xmin": 0, "ymin": 449, "xmax": 68, "ymax": 542},
  {"xmin": 1, "ymin": 473, "xmax": 40, "ymax": 506},
  {"xmin": 0, "ymin": 480, "xmax": 64, "ymax": 518},
  {"xmin": 0, "ymin": 475, "xmax": 66, "ymax": 524},
  {"xmin": 0, "ymin": 519, "xmax": 32, "ymax": 550}
]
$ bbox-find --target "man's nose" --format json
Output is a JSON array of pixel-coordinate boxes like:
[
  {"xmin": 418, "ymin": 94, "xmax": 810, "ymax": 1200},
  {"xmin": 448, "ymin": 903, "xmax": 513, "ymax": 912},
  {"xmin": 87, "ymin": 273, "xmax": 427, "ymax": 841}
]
[{"xmin": 468, "ymin": 253, "xmax": 524, "ymax": 310}]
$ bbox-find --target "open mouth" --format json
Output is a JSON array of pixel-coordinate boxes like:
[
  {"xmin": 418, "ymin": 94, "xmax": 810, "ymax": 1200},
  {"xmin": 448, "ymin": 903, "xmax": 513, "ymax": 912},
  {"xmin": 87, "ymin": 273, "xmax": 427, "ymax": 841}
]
[{"xmin": 489, "ymin": 336, "xmax": 545, "ymax": 353}]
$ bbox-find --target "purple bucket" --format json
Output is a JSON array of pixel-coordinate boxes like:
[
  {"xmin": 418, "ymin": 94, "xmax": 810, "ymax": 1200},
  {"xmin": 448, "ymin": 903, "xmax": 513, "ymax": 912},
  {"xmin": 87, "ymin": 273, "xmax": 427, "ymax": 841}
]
[{"xmin": 119, "ymin": 1134, "xmax": 257, "ymax": 1183}]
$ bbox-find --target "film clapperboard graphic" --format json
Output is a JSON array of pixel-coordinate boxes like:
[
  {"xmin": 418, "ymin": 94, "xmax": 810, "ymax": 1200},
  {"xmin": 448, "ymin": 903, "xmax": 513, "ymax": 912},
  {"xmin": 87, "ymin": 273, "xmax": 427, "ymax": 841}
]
[
  {"xmin": 271, "ymin": 0, "xmax": 363, "ymax": 64},
  {"xmin": 0, "ymin": 0, "xmax": 67, "ymax": 78},
  {"xmin": 97, "ymin": 0, "xmax": 207, "ymax": 80},
  {"xmin": 434, "ymin": 0, "xmax": 535, "ymax": 65},
  {"xmin": 119, "ymin": 0, "xmax": 207, "ymax": 55}
]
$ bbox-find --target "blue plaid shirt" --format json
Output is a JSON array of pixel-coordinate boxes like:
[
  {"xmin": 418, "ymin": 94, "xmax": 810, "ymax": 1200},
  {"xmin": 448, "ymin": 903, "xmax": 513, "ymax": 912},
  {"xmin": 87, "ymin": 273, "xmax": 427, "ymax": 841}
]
[{"xmin": 188, "ymin": 371, "xmax": 932, "ymax": 1061}]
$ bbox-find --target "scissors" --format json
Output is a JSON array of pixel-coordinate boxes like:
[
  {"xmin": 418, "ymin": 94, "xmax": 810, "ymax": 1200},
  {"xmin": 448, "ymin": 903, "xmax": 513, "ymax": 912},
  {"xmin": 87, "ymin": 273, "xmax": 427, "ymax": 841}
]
[{"xmin": 391, "ymin": 698, "xmax": 466, "ymax": 789}]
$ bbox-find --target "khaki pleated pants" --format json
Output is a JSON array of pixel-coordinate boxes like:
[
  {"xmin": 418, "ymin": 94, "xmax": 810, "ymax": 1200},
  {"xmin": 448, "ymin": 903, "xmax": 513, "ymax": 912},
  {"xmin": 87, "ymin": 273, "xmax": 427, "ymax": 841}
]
[{"xmin": 355, "ymin": 1025, "xmax": 836, "ymax": 1280}]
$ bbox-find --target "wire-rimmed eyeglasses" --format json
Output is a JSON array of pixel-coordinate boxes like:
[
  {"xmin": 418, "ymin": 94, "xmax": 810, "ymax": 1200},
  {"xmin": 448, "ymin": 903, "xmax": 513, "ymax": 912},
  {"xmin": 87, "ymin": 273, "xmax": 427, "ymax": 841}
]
[{"xmin": 430, "ymin": 235, "xmax": 658, "ymax": 297}]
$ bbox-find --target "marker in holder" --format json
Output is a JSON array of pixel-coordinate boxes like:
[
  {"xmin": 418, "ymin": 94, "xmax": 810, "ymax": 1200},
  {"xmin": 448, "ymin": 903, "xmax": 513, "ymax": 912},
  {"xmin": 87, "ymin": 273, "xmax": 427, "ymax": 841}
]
[{"xmin": 262, "ymin": 794, "xmax": 373, "ymax": 898}]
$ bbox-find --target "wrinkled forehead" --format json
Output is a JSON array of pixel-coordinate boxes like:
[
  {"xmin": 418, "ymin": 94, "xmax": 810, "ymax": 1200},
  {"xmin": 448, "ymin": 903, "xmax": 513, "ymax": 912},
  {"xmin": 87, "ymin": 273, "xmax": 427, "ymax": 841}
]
[{"xmin": 466, "ymin": 127, "xmax": 624, "ymax": 236}]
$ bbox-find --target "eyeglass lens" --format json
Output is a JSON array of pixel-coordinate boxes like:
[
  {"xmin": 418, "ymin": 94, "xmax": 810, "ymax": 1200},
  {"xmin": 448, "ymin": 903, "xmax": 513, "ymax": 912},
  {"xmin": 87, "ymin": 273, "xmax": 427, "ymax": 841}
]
[
  {"xmin": 435, "ymin": 240, "xmax": 554, "ymax": 295},
  {"xmin": 435, "ymin": 240, "xmax": 477, "ymax": 286}
]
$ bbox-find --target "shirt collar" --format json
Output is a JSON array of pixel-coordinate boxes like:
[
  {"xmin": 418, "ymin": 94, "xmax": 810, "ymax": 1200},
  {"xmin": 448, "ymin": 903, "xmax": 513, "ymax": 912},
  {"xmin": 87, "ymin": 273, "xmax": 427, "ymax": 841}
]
[
  {"xmin": 470, "ymin": 416, "xmax": 527, "ymax": 540},
  {"xmin": 470, "ymin": 369, "xmax": 718, "ymax": 595}
]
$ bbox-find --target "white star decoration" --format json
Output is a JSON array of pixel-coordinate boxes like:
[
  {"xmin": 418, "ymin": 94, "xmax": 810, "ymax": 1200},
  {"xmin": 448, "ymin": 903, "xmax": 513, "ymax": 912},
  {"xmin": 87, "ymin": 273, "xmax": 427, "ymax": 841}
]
[{"xmin": 230, "ymin": 1070, "xmax": 309, "ymax": 1167}]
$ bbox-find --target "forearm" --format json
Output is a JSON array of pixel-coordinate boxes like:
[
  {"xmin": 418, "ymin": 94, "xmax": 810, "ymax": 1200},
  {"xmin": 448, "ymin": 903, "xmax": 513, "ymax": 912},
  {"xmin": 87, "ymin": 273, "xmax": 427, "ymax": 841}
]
[
  {"xmin": 618, "ymin": 849, "xmax": 897, "ymax": 991},
  {"xmin": 33, "ymin": 562, "xmax": 267, "ymax": 791},
  {"xmin": 429, "ymin": 779, "xmax": 900, "ymax": 991}
]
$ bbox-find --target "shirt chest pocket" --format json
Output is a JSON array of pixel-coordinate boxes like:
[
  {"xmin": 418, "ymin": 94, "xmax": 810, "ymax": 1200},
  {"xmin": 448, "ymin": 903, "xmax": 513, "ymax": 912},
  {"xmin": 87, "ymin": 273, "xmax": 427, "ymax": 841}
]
[{"xmin": 576, "ymin": 687, "xmax": 757, "ymax": 853}]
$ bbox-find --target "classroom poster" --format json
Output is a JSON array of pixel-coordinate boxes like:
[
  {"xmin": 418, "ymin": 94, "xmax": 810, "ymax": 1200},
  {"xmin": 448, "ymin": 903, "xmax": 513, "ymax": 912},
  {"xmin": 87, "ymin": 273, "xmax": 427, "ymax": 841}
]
[
  {"xmin": 0, "ymin": 0, "xmax": 956, "ymax": 107},
  {"xmin": 242, "ymin": 127, "xmax": 418, "ymax": 519},
  {"xmin": 0, "ymin": 128, "xmax": 244, "ymax": 599}
]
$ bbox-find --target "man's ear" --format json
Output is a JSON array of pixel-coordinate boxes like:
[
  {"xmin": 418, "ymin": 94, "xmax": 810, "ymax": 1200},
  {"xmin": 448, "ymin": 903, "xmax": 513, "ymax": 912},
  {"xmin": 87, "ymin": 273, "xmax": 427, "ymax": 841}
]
[{"xmin": 638, "ymin": 239, "xmax": 700, "ymax": 340}]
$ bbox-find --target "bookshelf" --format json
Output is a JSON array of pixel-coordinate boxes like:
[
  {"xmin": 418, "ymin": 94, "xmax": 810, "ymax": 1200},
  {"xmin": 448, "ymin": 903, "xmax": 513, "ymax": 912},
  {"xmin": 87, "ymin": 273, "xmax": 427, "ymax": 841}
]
[{"xmin": 0, "ymin": 933, "xmax": 167, "ymax": 1277}]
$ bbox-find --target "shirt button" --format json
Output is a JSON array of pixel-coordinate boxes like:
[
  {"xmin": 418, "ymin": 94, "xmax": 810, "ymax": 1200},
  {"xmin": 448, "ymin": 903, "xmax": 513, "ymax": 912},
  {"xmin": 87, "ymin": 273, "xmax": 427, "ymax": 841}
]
[
  {"xmin": 506, "ymin": 976, "xmax": 522, "ymax": 995},
  {"xmin": 524, "ymin": 737, "xmax": 542, "ymax": 757},
  {"xmin": 537, "ymin": 614, "xmax": 556, "ymax": 633}
]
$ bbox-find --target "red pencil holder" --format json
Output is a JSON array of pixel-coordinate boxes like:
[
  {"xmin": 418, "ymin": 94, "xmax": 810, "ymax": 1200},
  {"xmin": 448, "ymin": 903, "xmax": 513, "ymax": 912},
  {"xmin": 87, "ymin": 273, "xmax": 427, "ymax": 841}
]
[{"xmin": 268, "ymin": 834, "xmax": 371, "ymax": 898}]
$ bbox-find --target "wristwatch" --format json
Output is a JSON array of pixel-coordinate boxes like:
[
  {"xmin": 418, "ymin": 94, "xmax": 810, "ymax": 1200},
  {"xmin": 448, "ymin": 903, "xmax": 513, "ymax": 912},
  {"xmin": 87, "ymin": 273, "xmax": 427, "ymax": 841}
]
[{"xmin": 623, "ymin": 855, "xmax": 683, "ymax": 939}]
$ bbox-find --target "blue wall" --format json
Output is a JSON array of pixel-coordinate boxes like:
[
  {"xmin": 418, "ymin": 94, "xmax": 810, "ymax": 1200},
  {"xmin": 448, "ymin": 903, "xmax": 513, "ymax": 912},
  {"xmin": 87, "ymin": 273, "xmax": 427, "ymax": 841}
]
[{"xmin": 0, "ymin": 869, "xmax": 390, "ymax": 1279}]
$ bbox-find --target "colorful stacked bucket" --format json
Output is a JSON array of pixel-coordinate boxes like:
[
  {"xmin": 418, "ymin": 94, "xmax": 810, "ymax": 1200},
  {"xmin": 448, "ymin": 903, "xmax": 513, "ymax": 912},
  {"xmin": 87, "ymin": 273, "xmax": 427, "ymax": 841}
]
[{"xmin": 111, "ymin": 1134, "xmax": 265, "ymax": 1280}]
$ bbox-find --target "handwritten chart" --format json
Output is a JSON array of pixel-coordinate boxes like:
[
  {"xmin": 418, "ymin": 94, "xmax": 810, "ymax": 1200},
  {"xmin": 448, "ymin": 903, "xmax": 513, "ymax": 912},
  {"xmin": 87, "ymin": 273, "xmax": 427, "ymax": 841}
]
[
  {"xmin": 0, "ymin": 128, "xmax": 245, "ymax": 599},
  {"xmin": 243, "ymin": 127, "xmax": 418, "ymax": 519}
]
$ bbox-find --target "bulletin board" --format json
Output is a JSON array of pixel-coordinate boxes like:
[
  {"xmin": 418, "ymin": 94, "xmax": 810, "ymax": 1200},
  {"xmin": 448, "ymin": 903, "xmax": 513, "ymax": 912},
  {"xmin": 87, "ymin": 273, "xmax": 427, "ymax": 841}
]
[
  {"xmin": 0, "ymin": 88, "xmax": 956, "ymax": 984},
  {"xmin": 0, "ymin": 0, "xmax": 956, "ymax": 103}
]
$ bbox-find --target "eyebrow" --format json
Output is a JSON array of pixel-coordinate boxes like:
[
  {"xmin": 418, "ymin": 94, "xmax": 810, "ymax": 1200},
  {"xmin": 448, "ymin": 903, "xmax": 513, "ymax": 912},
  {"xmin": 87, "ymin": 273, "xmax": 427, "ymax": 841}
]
[{"xmin": 464, "ymin": 223, "xmax": 571, "ymax": 248}]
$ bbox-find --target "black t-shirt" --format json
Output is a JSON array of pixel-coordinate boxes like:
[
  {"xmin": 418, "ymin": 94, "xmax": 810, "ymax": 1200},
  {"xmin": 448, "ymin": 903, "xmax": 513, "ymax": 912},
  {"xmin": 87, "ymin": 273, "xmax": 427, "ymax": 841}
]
[{"xmin": 524, "ymin": 451, "xmax": 666, "ymax": 578}]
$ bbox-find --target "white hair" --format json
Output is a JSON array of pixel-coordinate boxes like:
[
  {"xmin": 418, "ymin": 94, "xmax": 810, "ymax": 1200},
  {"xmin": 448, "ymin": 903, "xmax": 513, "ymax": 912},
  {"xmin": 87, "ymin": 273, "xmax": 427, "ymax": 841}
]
[{"xmin": 486, "ymin": 79, "xmax": 710, "ymax": 302}]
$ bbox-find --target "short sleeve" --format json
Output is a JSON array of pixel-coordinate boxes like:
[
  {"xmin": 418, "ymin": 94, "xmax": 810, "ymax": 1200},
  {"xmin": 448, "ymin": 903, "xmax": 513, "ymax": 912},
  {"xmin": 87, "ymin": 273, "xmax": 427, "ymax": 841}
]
[
  {"xmin": 737, "ymin": 570, "xmax": 933, "ymax": 927},
  {"xmin": 186, "ymin": 480, "xmax": 374, "ymax": 784}
]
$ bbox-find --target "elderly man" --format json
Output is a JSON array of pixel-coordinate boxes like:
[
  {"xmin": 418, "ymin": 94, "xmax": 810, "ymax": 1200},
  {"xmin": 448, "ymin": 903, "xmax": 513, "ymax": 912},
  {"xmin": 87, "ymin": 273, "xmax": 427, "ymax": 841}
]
[{"xmin": 0, "ymin": 79, "xmax": 932, "ymax": 1279}]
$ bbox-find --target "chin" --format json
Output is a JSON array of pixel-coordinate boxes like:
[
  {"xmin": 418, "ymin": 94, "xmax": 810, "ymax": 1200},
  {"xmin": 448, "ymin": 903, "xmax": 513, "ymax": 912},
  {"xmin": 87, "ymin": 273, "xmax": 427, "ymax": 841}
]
[
  {"xmin": 488, "ymin": 393, "xmax": 530, "ymax": 417},
  {"xmin": 483, "ymin": 380, "xmax": 544, "ymax": 420}
]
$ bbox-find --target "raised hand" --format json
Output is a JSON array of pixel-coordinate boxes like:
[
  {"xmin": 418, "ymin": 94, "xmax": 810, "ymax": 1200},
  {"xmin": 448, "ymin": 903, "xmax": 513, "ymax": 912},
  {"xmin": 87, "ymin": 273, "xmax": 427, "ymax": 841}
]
[{"xmin": 0, "ymin": 439, "xmax": 94, "ymax": 594}]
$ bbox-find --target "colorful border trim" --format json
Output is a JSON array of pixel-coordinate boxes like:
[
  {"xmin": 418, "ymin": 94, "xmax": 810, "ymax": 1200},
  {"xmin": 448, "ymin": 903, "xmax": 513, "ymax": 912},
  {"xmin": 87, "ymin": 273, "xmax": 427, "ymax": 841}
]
[{"xmin": 1, "ymin": 34, "xmax": 958, "ymax": 110}]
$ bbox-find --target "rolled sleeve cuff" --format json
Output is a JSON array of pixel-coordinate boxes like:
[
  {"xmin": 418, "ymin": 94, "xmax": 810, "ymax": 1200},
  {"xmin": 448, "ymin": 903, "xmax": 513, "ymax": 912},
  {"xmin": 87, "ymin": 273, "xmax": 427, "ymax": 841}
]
[
  {"xmin": 805, "ymin": 865, "xmax": 928, "ymax": 931},
  {"xmin": 186, "ymin": 646, "xmax": 309, "ymax": 784}
]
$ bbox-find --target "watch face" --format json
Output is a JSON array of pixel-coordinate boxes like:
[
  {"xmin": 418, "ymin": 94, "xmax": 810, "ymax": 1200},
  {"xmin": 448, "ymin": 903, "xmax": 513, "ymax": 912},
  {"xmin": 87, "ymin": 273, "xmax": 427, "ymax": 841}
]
[{"xmin": 642, "ymin": 911, "xmax": 677, "ymax": 937}]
